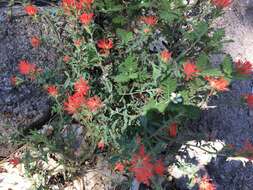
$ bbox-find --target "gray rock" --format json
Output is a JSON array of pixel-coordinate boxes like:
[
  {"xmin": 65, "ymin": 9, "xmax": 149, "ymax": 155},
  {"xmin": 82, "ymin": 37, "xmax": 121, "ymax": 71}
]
[
  {"xmin": 0, "ymin": 6, "xmax": 57, "ymax": 157},
  {"xmin": 207, "ymin": 157, "xmax": 253, "ymax": 190},
  {"xmin": 173, "ymin": 3, "xmax": 253, "ymax": 189},
  {"xmin": 235, "ymin": 0, "xmax": 253, "ymax": 8}
]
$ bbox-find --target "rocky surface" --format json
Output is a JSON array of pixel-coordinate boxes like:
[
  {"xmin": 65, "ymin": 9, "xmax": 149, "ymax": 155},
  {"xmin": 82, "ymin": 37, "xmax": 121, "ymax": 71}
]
[
  {"xmin": 171, "ymin": 1, "xmax": 253, "ymax": 190},
  {"xmin": 1, "ymin": 1, "xmax": 253, "ymax": 189},
  {"xmin": 218, "ymin": 0, "xmax": 253, "ymax": 62},
  {"xmin": 0, "ymin": 153, "xmax": 124, "ymax": 190},
  {"xmin": 0, "ymin": 6, "xmax": 57, "ymax": 157}
]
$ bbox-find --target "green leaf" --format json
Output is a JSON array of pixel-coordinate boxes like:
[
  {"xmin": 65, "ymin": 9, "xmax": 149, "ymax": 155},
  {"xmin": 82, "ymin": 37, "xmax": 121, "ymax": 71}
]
[
  {"xmin": 221, "ymin": 55, "xmax": 233, "ymax": 76},
  {"xmin": 159, "ymin": 10, "xmax": 180, "ymax": 23},
  {"xmin": 114, "ymin": 55, "xmax": 139, "ymax": 83},
  {"xmin": 179, "ymin": 90, "xmax": 190, "ymax": 104},
  {"xmin": 119, "ymin": 54, "xmax": 138, "ymax": 72},
  {"xmin": 200, "ymin": 68, "xmax": 223, "ymax": 77},
  {"xmin": 188, "ymin": 78, "xmax": 205, "ymax": 90},
  {"xmin": 196, "ymin": 53, "xmax": 211, "ymax": 70},
  {"xmin": 112, "ymin": 16, "xmax": 127, "ymax": 25},
  {"xmin": 143, "ymin": 98, "xmax": 168, "ymax": 115},
  {"xmin": 212, "ymin": 28, "xmax": 225, "ymax": 41},
  {"xmin": 116, "ymin": 29, "xmax": 133, "ymax": 44},
  {"xmin": 152, "ymin": 64, "xmax": 162, "ymax": 83},
  {"xmin": 185, "ymin": 22, "xmax": 208, "ymax": 42},
  {"xmin": 194, "ymin": 22, "xmax": 209, "ymax": 36},
  {"xmin": 114, "ymin": 73, "xmax": 138, "ymax": 83},
  {"xmin": 161, "ymin": 77, "xmax": 177, "ymax": 97}
]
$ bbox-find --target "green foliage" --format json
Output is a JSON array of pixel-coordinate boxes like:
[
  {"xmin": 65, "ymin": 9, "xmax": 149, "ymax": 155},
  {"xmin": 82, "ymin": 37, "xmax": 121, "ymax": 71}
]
[
  {"xmin": 143, "ymin": 98, "xmax": 169, "ymax": 115},
  {"xmin": 185, "ymin": 22, "xmax": 209, "ymax": 42},
  {"xmin": 114, "ymin": 54, "xmax": 139, "ymax": 83},
  {"xmin": 13, "ymin": 0, "xmax": 239, "ymax": 188},
  {"xmin": 200, "ymin": 68, "xmax": 224, "ymax": 77},
  {"xmin": 116, "ymin": 29, "xmax": 133, "ymax": 44},
  {"xmin": 221, "ymin": 55, "xmax": 233, "ymax": 77},
  {"xmin": 196, "ymin": 53, "xmax": 211, "ymax": 70},
  {"xmin": 160, "ymin": 77, "xmax": 177, "ymax": 97}
]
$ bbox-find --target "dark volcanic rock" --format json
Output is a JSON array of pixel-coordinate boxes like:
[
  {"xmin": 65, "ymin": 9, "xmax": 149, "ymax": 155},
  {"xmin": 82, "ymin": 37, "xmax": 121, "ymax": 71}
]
[
  {"xmin": 207, "ymin": 157, "xmax": 253, "ymax": 190},
  {"xmin": 197, "ymin": 80, "xmax": 253, "ymax": 147},
  {"xmin": 0, "ymin": 6, "xmax": 57, "ymax": 157},
  {"xmin": 172, "ymin": 1, "xmax": 253, "ymax": 189}
]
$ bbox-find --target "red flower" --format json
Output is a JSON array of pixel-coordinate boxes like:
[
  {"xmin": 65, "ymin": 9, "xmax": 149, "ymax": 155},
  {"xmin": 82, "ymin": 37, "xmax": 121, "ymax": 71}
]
[
  {"xmin": 98, "ymin": 140, "xmax": 105, "ymax": 150},
  {"xmin": 80, "ymin": 0, "xmax": 94, "ymax": 9},
  {"xmin": 153, "ymin": 159, "xmax": 165, "ymax": 176},
  {"xmin": 62, "ymin": 0, "xmax": 83, "ymax": 11},
  {"xmin": 199, "ymin": 176, "xmax": 216, "ymax": 190},
  {"xmin": 63, "ymin": 55, "xmax": 71, "ymax": 63},
  {"xmin": 62, "ymin": 0, "xmax": 74, "ymax": 12},
  {"xmin": 31, "ymin": 36, "xmax": 41, "ymax": 48},
  {"xmin": 205, "ymin": 77, "xmax": 229, "ymax": 91},
  {"xmin": 169, "ymin": 122, "xmax": 177, "ymax": 137},
  {"xmin": 10, "ymin": 76, "xmax": 17, "ymax": 86},
  {"xmin": 183, "ymin": 61, "xmax": 199, "ymax": 80},
  {"xmin": 143, "ymin": 28, "xmax": 151, "ymax": 33},
  {"xmin": 211, "ymin": 0, "xmax": 232, "ymax": 8},
  {"xmin": 47, "ymin": 85, "xmax": 58, "ymax": 97},
  {"xmin": 62, "ymin": 0, "xmax": 75, "ymax": 7},
  {"xmin": 114, "ymin": 162, "xmax": 124, "ymax": 172},
  {"xmin": 75, "ymin": 2, "xmax": 83, "ymax": 10},
  {"xmin": 97, "ymin": 39, "xmax": 113, "ymax": 50},
  {"xmin": 130, "ymin": 144, "xmax": 154, "ymax": 186},
  {"xmin": 64, "ymin": 92, "xmax": 85, "ymax": 114},
  {"xmin": 9, "ymin": 157, "xmax": 20, "ymax": 167},
  {"xmin": 74, "ymin": 39, "xmax": 82, "ymax": 47},
  {"xmin": 79, "ymin": 12, "xmax": 94, "ymax": 25},
  {"xmin": 141, "ymin": 16, "xmax": 158, "ymax": 26},
  {"xmin": 18, "ymin": 60, "xmax": 36, "ymax": 75},
  {"xmin": 85, "ymin": 96, "xmax": 102, "ymax": 111},
  {"xmin": 244, "ymin": 94, "xmax": 253, "ymax": 108},
  {"xmin": 237, "ymin": 139, "xmax": 253, "ymax": 160},
  {"xmin": 160, "ymin": 50, "xmax": 172, "ymax": 62},
  {"xmin": 74, "ymin": 77, "xmax": 90, "ymax": 96},
  {"xmin": 24, "ymin": 5, "xmax": 38, "ymax": 16},
  {"xmin": 235, "ymin": 60, "xmax": 253, "ymax": 76}
]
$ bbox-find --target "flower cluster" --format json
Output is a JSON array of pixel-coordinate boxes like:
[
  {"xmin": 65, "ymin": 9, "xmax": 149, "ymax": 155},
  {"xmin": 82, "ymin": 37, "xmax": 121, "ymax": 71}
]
[
  {"xmin": 62, "ymin": 0, "xmax": 93, "ymax": 10},
  {"xmin": 235, "ymin": 59, "xmax": 253, "ymax": 76},
  {"xmin": 183, "ymin": 61, "xmax": 200, "ymax": 81},
  {"xmin": 141, "ymin": 16, "xmax": 158, "ymax": 26},
  {"xmin": 97, "ymin": 39, "xmax": 113, "ymax": 55},
  {"xmin": 129, "ymin": 145, "xmax": 165, "ymax": 186},
  {"xmin": 47, "ymin": 85, "xmax": 58, "ymax": 97},
  {"xmin": 205, "ymin": 77, "xmax": 229, "ymax": 92},
  {"xmin": 182, "ymin": 59, "xmax": 230, "ymax": 93},
  {"xmin": 160, "ymin": 49, "xmax": 172, "ymax": 63},
  {"xmin": 211, "ymin": 0, "xmax": 232, "ymax": 8},
  {"xmin": 18, "ymin": 60, "xmax": 41, "ymax": 80},
  {"xmin": 64, "ymin": 77, "xmax": 102, "ymax": 114},
  {"xmin": 199, "ymin": 175, "xmax": 216, "ymax": 190},
  {"xmin": 79, "ymin": 12, "xmax": 94, "ymax": 25},
  {"xmin": 30, "ymin": 36, "xmax": 41, "ymax": 48},
  {"xmin": 24, "ymin": 5, "xmax": 38, "ymax": 16},
  {"xmin": 62, "ymin": 0, "xmax": 94, "ymax": 16},
  {"xmin": 244, "ymin": 94, "xmax": 253, "ymax": 108}
]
